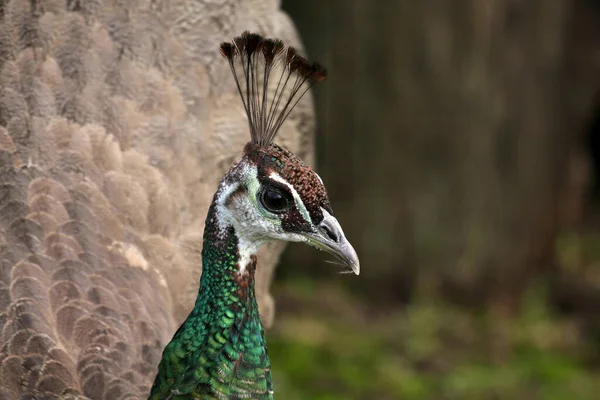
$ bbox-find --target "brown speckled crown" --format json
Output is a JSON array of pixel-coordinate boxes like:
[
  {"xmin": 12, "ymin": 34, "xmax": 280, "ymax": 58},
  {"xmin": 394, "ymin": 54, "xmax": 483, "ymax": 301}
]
[
  {"xmin": 244, "ymin": 142, "xmax": 333, "ymax": 231},
  {"xmin": 220, "ymin": 31, "xmax": 327, "ymax": 147}
]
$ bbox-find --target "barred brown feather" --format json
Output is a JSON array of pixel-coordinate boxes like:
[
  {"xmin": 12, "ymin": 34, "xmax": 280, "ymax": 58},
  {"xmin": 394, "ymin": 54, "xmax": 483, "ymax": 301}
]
[{"xmin": 0, "ymin": 1, "xmax": 316, "ymax": 399}]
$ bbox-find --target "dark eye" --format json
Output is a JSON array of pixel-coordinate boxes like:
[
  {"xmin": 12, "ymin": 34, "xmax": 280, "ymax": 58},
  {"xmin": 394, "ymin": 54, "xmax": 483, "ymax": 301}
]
[{"xmin": 259, "ymin": 187, "xmax": 291, "ymax": 213}]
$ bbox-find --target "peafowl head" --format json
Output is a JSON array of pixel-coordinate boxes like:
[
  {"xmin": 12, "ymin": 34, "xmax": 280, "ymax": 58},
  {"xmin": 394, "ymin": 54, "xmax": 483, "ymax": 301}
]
[{"xmin": 216, "ymin": 32, "xmax": 359, "ymax": 275}]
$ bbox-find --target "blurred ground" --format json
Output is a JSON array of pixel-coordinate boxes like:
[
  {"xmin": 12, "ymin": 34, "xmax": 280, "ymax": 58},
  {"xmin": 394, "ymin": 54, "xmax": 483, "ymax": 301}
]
[{"xmin": 270, "ymin": 233, "xmax": 600, "ymax": 399}]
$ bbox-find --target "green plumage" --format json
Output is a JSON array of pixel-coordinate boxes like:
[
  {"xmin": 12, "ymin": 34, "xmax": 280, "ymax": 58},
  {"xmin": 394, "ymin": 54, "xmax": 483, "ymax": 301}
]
[
  {"xmin": 149, "ymin": 204, "xmax": 272, "ymax": 399},
  {"xmin": 148, "ymin": 32, "xmax": 346, "ymax": 400}
]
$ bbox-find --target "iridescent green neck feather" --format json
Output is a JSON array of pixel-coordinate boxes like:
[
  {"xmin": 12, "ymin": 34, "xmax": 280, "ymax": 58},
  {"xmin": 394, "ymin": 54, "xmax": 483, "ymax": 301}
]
[
  {"xmin": 149, "ymin": 202, "xmax": 272, "ymax": 399},
  {"xmin": 148, "ymin": 31, "xmax": 358, "ymax": 400}
]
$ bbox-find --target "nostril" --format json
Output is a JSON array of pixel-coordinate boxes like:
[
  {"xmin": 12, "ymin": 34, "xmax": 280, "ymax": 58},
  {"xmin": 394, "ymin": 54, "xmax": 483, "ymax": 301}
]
[{"xmin": 320, "ymin": 224, "xmax": 338, "ymax": 242}]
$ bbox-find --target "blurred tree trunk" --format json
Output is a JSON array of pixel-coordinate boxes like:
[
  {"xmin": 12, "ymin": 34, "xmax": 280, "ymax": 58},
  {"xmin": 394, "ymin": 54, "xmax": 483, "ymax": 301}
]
[
  {"xmin": 282, "ymin": 0, "xmax": 597, "ymax": 315},
  {"xmin": 549, "ymin": 0, "xmax": 600, "ymax": 345}
]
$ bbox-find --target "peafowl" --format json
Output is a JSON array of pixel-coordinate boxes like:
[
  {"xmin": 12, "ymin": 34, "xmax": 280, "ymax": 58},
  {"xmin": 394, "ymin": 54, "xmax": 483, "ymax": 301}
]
[
  {"xmin": 147, "ymin": 32, "xmax": 359, "ymax": 399},
  {"xmin": 0, "ymin": 1, "xmax": 357, "ymax": 399}
]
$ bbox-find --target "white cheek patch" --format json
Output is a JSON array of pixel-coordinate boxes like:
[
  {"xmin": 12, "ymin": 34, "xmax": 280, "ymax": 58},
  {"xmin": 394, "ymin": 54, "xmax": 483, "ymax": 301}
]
[
  {"xmin": 215, "ymin": 164, "xmax": 277, "ymax": 249},
  {"xmin": 214, "ymin": 182, "xmax": 239, "ymax": 235},
  {"xmin": 214, "ymin": 180, "xmax": 266, "ymax": 274},
  {"xmin": 268, "ymin": 171, "xmax": 312, "ymax": 225},
  {"xmin": 215, "ymin": 164, "xmax": 258, "ymax": 236},
  {"xmin": 212, "ymin": 165, "xmax": 313, "ymax": 274}
]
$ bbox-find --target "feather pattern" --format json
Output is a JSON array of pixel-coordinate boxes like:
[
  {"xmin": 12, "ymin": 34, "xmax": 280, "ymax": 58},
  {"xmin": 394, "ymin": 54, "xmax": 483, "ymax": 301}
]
[{"xmin": 0, "ymin": 1, "xmax": 316, "ymax": 399}]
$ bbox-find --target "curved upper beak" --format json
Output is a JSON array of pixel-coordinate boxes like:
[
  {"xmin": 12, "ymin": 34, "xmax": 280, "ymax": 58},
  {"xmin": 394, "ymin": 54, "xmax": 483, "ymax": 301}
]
[{"xmin": 304, "ymin": 210, "xmax": 360, "ymax": 275}]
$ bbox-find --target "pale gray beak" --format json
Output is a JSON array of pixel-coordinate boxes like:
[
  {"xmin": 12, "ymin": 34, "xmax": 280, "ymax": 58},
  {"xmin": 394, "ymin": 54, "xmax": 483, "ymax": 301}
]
[{"xmin": 305, "ymin": 209, "xmax": 360, "ymax": 275}]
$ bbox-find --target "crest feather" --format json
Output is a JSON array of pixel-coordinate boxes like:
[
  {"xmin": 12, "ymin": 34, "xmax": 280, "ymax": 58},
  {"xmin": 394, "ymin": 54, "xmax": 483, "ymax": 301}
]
[{"xmin": 219, "ymin": 31, "xmax": 327, "ymax": 146}]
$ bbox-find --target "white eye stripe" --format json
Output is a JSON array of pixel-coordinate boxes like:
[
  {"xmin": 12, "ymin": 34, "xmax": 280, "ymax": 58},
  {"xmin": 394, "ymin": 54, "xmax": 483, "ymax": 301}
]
[
  {"xmin": 268, "ymin": 172, "xmax": 312, "ymax": 224},
  {"xmin": 315, "ymin": 172, "xmax": 324, "ymax": 185}
]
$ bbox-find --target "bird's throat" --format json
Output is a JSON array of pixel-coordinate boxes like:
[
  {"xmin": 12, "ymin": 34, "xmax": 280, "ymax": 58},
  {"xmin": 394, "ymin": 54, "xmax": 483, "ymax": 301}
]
[{"xmin": 149, "ymin": 202, "xmax": 273, "ymax": 399}]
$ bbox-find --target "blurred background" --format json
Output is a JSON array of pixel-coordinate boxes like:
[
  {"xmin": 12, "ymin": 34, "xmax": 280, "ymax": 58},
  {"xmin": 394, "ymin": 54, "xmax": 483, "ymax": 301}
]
[{"xmin": 267, "ymin": 1, "xmax": 600, "ymax": 399}]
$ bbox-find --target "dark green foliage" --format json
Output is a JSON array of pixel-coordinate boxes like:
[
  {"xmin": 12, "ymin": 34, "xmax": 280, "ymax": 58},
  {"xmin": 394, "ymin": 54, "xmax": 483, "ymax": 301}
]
[
  {"xmin": 268, "ymin": 279, "xmax": 600, "ymax": 400},
  {"xmin": 149, "ymin": 205, "xmax": 272, "ymax": 399}
]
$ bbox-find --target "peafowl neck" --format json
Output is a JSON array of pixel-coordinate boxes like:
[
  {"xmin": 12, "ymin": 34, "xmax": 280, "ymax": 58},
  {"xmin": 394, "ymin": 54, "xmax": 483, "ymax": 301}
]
[{"xmin": 149, "ymin": 199, "xmax": 273, "ymax": 399}]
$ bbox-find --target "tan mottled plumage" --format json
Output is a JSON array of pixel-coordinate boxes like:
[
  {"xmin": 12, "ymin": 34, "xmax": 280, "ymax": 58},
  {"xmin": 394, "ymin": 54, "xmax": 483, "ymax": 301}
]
[{"xmin": 0, "ymin": 1, "xmax": 315, "ymax": 398}]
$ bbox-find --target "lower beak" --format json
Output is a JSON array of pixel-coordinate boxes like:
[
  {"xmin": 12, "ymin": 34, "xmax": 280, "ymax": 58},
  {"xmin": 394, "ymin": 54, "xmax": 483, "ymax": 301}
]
[{"xmin": 304, "ymin": 211, "xmax": 360, "ymax": 275}]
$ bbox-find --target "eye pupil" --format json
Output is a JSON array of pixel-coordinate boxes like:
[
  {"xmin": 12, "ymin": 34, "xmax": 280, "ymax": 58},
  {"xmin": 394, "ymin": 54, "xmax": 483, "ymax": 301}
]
[{"xmin": 261, "ymin": 188, "xmax": 289, "ymax": 213}]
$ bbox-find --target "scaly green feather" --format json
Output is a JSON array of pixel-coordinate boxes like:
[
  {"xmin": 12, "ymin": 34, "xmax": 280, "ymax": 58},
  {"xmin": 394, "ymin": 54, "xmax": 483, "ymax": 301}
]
[
  {"xmin": 149, "ymin": 203, "xmax": 273, "ymax": 399},
  {"xmin": 148, "ymin": 31, "xmax": 358, "ymax": 400}
]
